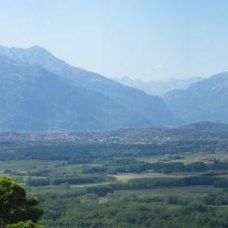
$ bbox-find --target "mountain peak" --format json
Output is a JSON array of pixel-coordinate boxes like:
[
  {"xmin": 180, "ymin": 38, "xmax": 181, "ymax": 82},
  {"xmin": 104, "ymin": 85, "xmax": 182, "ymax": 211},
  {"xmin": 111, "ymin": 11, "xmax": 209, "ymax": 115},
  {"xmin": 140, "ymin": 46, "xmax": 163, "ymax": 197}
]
[
  {"xmin": 210, "ymin": 72, "xmax": 228, "ymax": 81},
  {"xmin": 0, "ymin": 45, "xmax": 179, "ymax": 131},
  {"xmin": 0, "ymin": 45, "xmax": 45, "ymax": 54},
  {"xmin": 29, "ymin": 46, "xmax": 50, "ymax": 54},
  {"xmin": 0, "ymin": 45, "xmax": 61, "ymax": 71}
]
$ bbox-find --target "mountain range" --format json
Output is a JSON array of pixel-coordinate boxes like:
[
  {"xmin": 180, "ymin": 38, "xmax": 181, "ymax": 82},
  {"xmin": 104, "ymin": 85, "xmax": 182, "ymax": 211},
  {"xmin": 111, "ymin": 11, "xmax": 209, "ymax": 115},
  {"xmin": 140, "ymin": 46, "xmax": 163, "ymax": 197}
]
[
  {"xmin": 0, "ymin": 46, "xmax": 178, "ymax": 131},
  {"xmin": 163, "ymin": 72, "xmax": 228, "ymax": 123},
  {"xmin": 114, "ymin": 76, "xmax": 203, "ymax": 96}
]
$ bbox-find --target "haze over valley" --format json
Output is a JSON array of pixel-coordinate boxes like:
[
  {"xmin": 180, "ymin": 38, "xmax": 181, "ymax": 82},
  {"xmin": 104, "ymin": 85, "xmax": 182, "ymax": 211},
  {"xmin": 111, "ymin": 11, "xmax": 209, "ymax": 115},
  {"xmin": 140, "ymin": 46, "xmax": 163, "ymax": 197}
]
[{"xmin": 2, "ymin": 1, "xmax": 228, "ymax": 227}]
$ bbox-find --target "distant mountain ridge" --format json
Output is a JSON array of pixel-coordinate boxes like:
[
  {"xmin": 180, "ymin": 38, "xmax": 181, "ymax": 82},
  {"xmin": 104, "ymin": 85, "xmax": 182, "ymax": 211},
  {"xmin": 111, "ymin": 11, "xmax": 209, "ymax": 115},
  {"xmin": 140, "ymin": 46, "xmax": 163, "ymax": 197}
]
[
  {"xmin": 0, "ymin": 46, "xmax": 179, "ymax": 131},
  {"xmin": 114, "ymin": 76, "xmax": 203, "ymax": 96},
  {"xmin": 163, "ymin": 72, "xmax": 228, "ymax": 123}
]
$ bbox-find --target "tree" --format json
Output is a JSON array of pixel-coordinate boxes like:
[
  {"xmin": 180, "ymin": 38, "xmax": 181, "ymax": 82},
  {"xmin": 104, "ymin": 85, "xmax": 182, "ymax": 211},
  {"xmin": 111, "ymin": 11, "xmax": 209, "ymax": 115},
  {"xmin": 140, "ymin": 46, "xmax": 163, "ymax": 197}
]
[{"xmin": 0, "ymin": 176, "xmax": 43, "ymax": 227}]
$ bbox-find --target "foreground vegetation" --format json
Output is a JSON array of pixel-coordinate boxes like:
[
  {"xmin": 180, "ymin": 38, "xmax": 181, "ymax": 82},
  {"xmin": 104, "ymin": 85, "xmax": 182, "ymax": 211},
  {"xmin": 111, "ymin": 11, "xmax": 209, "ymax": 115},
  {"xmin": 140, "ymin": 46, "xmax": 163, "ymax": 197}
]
[{"xmin": 0, "ymin": 176, "xmax": 43, "ymax": 227}]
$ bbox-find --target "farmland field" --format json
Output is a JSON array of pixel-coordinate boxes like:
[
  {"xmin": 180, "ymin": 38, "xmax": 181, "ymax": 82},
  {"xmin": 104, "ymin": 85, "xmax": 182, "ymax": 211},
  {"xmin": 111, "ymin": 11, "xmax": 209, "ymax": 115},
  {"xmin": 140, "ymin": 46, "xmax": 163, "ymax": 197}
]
[{"xmin": 1, "ymin": 125, "xmax": 228, "ymax": 227}]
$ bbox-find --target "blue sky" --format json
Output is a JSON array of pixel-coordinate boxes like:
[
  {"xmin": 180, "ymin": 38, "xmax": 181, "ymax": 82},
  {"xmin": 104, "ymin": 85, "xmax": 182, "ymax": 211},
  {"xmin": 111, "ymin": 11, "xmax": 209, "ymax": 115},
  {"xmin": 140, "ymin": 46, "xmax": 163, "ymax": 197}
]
[{"xmin": 0, "ymin": 0, "xmax": 228, "ymax": 81}]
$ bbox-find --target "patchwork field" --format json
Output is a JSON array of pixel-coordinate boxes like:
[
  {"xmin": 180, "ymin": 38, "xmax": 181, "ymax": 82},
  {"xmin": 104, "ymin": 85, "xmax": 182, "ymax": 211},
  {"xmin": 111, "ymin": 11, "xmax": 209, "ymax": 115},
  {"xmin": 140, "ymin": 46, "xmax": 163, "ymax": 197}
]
[{"xmin": 1, "ymin": 131, "xmax": 228, "ymax": 227}]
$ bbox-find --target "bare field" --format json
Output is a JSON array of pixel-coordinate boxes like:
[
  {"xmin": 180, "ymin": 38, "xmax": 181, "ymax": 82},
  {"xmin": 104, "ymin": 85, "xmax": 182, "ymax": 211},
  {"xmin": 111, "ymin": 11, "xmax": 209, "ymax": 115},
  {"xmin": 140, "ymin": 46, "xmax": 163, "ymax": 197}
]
[{"xmin": 111, "ymin": 172, "xmax": 193, "ymax": 181}]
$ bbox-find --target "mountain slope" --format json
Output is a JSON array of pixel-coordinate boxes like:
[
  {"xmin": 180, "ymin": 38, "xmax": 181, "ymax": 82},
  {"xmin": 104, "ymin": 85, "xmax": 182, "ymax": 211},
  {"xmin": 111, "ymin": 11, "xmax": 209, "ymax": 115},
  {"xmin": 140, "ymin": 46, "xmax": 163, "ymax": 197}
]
[
  {"xmin": 0, "ymin": 46, "xmax": 179, "ymax": 127},
  {"xmin": 0, "ymin": 55, "xmax": 152, "ymax": 131},
  {"xmin": 163, "ymin": 72, "xmax": 228, "ymax": 123}
]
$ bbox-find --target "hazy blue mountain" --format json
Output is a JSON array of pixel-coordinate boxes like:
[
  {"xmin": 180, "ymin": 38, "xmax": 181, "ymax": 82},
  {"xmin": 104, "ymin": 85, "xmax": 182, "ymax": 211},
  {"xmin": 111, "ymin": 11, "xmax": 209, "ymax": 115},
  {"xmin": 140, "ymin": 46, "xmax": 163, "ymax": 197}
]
[
  {"xmin": 0, "ymin": 46, "xmax": 180, "ymax": 131},
  {"xmin": 163, "ymin": 72, "xmax": 228, "ymax": 123},
  {"xmin": 0, "ymin": 55, "xmax": 155, "ymax": 131},
  {"xmin": 114, "ymin": 76, "xmax": 203, "ymax": 96},
  {"xmin": 0, "ymin": 46, "xmax": 178, "ymax": 126}
]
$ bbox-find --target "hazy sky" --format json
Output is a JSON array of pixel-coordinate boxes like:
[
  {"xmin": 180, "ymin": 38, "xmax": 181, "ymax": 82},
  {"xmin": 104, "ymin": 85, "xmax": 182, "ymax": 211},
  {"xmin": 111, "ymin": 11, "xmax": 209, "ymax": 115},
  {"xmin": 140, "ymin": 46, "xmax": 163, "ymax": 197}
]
[{"xmin": 0, "ymin": 0, "xmax": 228, "ymax": 81}]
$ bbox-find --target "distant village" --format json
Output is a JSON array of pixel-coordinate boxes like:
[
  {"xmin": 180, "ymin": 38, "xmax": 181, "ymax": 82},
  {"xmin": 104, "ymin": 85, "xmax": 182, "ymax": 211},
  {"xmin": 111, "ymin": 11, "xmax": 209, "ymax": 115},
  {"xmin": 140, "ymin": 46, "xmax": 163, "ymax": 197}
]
[{"xmin": 0, "ymin": 131, "xmax": 224, "ymax": 145}]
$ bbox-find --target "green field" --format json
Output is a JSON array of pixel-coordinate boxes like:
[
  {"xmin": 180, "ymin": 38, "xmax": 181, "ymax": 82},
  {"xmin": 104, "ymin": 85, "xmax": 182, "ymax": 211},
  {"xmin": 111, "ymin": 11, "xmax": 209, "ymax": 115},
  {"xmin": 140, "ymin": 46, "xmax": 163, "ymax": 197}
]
[{"xmin": 1, "ymin": 140, "xmax": 228, "ymax": 227}]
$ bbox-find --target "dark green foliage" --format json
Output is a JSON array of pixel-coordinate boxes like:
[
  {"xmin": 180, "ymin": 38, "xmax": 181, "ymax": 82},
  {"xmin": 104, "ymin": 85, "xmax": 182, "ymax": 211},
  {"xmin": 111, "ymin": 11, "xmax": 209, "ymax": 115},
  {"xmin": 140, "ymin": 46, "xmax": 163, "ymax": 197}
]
[
  {"xmin": 40, "ymin": 191, "xmax": 228, "ymax": 228},
  {"xmin": 86, "ymin": 186, "xmax": 114, "ymax": 196},
  {"xmin": 149, "ymin": 161, "xmax": 207, "ymax": 173},
  {"xmin": 82, "ymin": 166, "xmax": 107, "ymax": 174},
  {"xmin": 104, "ymin": 159, "xmax": 153, "ymax": 174},
  {"xmin": 0, "ymin": 177, "xmax": 43, "ymax": 227},
  {"xmin": 26, "ymin": 178, "xmax": 50, "ymax": 187}
]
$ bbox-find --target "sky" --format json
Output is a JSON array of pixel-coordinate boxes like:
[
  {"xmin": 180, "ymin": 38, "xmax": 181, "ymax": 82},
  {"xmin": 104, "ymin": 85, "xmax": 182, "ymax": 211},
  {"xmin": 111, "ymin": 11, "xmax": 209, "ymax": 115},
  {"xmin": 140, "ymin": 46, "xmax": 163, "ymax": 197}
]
[{"xmin": 0, "ymin": 0, "xmax": 228, "ymax": 81}]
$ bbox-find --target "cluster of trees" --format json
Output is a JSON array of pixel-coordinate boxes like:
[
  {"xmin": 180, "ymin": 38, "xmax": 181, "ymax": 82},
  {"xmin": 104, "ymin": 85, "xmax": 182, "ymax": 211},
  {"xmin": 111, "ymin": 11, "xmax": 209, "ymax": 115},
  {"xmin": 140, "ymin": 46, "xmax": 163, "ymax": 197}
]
[
  {"xmin": 0, "ymin": 176, "xmax": 43, "ymax": 227},
  {"xmin": 1, "ymin": 140, "xmax": 227, "ymax": 162},
  {"xmin": 83, "ymin": 160, "xmax": 228, "ymax": 175},
  {"xmin": 40, "ymin": 189, "xmax": 228, "ymax": 227},
  {"xmin": 82, "ymin": 159, "xmax": 153, "ymax": 174},
  {"xmin": 26, "ymin": 174, "xmax": 114, "ymax": 187},
  {"xmin": 80, "ymin": 175, "xmax": 228, "ymax": 197}
]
